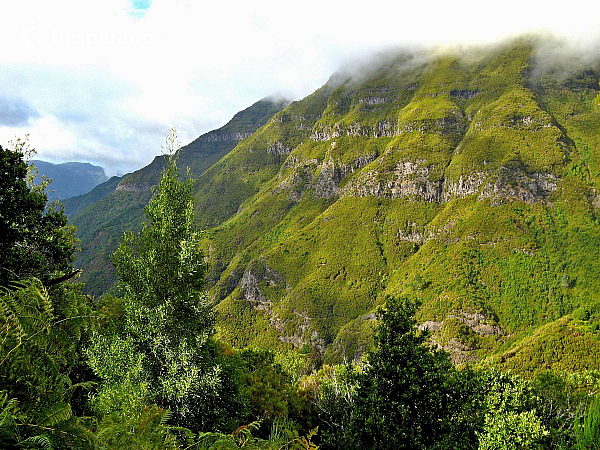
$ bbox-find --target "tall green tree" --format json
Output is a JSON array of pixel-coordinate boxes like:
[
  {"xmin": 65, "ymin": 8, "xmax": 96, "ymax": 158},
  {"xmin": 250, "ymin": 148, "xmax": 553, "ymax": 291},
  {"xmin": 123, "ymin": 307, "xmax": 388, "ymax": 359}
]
[
  {"xmin": 0, "ymin": 137, "xmax": 77, "ymax": 288},
  {"xmin": 350, "ymin": 296, "xmax": 482, "ymax": 450},
  {"xmin": 88, "ymin": 129, "xmax": 221, "ymax": 430}
]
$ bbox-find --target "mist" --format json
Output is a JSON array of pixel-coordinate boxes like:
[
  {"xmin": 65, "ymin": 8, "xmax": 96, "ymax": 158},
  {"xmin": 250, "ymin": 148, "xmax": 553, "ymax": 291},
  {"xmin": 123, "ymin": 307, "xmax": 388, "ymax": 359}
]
[{"xmin": 0, "ymin": 0, "xmax": 598, "ymax": 175}]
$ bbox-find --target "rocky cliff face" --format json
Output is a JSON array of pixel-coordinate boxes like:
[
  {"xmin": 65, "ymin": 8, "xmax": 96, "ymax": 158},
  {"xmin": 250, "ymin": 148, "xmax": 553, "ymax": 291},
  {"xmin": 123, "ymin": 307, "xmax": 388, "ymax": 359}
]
[
  {"xmin": 115, "ymin": 182, "xmax": 153, "ymax": 192},
  {"xmin": 200, "ymin": 131, "xmax": 254, "ymax": 142},
  {"xmin": 211, "ymin": 38, "xmax": 600, "ymax": 367}
]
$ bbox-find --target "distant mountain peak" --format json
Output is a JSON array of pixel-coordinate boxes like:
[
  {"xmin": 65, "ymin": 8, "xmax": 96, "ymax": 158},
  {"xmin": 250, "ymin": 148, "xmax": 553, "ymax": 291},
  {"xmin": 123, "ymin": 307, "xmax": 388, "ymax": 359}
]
[{"xmin": 30, "ymin": 160, "xmax": 108, "ymax": 201}]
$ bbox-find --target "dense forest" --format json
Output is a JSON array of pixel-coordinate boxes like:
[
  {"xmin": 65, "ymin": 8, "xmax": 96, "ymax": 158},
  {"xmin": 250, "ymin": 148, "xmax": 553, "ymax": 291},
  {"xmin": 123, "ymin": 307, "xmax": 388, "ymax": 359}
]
[{"xmin": 2, "ymin": 129, "xmax": 600, "ymax": 449}]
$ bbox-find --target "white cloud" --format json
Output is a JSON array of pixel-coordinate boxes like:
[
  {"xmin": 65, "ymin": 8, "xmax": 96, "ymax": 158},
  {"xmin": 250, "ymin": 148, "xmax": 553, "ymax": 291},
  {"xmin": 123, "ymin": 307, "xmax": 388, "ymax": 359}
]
[{"xmin": 0, "ymin": 0, "xmax": 599, "ymax": 175}]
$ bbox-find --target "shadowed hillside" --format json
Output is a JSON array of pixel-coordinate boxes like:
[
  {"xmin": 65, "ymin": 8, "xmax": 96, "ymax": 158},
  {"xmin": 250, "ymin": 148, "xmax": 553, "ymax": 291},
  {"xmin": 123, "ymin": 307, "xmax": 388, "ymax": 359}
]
[{"xmin": 69, "ymin": 97, "xmax": 289, "ymax": 295}]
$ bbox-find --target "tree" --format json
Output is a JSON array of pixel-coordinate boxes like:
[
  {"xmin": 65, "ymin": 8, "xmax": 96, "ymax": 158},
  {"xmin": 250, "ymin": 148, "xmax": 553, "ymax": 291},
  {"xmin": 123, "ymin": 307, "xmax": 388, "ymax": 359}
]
[
  {"xmin": 87, "ymin": 129, "xmax": 221, "ymax": 430},
  {"xmin": 477, "ymin": 370, "xmax": 548, "ymax": 450},
  {"xmin": 0, "ymin": 137, "xmax": 77, "ymax": 288},
  {"xmin": 0, "ymin": 137, "xmax": 94, "ymax": 448},
  {"xmin": 350, "ymin": 296, "xmax": 482, "ymax": 450}
]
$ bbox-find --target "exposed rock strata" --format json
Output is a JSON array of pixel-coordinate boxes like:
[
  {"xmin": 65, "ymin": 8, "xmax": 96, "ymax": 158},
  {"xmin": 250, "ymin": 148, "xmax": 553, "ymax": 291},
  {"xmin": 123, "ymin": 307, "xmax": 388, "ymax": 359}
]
[
  {"xmin": 198, "ymin": 131, "xmax": 253, "ymax": 142},
  {"xmin": 479, "ymin": 167, "xmax": 557, "ymax": 204},
  {"xmin": 311, "ymin": 114, "xmax": 465, "ymax": 142},
  {"xmin": 115, "ymin": 183, "xmax": 153, "ymax": 192},
  {"xmin": 267, "ymin": 141, "xmax": 292, "ymax": 156},
  {"xmin": 419, "ymin": 312, "xmax": 504, "ymax": 365},
  {"xmin": 342, "ymin": 160, "xmax": 443, "ymax": 202},
  {"xmin": 276, "ymin": 154, "xmax": 377, "ymax": 200},
  {"xmin": 343, "ymin": 159, "xmax": 557, "ymax": 204},
  {"xmin": 241, "ymin": 264, "xmax": 325, "ymax": 352}
]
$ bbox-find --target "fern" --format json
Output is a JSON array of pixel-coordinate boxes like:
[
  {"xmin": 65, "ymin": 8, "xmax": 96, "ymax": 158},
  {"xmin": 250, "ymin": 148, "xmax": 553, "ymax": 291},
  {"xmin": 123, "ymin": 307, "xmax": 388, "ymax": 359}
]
[
  {"xmin": 0, "ymin": 280, "xmax": 95, "ymax": 449},
  {"xmin": 38, "ymin": 403, "xmax": 72, "ymax": 427},
  {"xmin": 0, "ymin": 390, "xmax": 21, "ymax": 442},
  {"xmin": 19, "ymin": 433, "xmax": 54, "ymax": 450}
]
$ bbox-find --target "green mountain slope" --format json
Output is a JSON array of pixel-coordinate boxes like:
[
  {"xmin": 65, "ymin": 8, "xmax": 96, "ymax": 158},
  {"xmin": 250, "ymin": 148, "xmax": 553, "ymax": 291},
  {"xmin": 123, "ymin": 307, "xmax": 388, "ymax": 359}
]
[
  {"xmin": 70, "ymin": 97, "xmax": 289, "ymax": 295},
  {"xmin": 70, "ymin": 36, "xmax": 600, "ymax": 371},
  {"xmin": 63, "ymin": 175, "xmax": 124, "ymax": 218},
  {"xmin": 194, "ymin": 37, "xmax": 600, "ymax": 369}
]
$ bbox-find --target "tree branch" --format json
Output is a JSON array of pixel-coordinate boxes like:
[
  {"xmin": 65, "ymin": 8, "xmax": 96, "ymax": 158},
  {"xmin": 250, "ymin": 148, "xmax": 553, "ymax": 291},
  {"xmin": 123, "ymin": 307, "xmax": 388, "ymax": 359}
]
[{"xmin": 45, "ymin": 270, "xmax": 81, "ymax": 287}]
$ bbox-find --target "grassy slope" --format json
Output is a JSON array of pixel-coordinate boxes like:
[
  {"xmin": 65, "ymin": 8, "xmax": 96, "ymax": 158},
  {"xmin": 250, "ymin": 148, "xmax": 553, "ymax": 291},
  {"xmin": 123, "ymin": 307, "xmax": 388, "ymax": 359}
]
[{"xmin": 204, "ymin": 37, "xmax": 600, "ymax": 372}]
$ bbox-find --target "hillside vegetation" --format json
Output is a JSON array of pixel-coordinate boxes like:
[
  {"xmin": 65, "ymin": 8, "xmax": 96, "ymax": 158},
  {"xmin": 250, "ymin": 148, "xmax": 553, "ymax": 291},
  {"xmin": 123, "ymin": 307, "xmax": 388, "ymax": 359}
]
[
  {"xmin": 70, "ymin": 36, "xmax": 600, "ymax": 371},
  {"xmin": 68, "ymin": 97, "xmax": 289, "ymax": 295},
  {"xmin": 201, "ymin": 37, "xmax": 600, "ymax": 369}
]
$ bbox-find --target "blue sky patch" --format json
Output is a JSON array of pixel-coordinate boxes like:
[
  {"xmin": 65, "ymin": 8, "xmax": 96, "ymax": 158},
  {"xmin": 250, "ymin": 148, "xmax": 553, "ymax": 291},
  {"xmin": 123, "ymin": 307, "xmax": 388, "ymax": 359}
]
[{"xmin": 128, "ymin": 0, "xmax": 152, "ymax": 18}]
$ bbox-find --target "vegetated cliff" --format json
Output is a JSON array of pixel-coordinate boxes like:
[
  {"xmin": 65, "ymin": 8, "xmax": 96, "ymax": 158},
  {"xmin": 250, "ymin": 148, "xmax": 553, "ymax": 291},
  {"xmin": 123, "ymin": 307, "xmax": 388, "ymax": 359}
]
[
  {"xmin": 197, "ymin": 36, "xmax": 600, "ymax": 370},
  {"xmin": 71, "ymin": 35, "xmax": 600, "ymax": 372},
  {"xmin": 68, "ymin": 97, "xmax": 289, "ymax": 295}
]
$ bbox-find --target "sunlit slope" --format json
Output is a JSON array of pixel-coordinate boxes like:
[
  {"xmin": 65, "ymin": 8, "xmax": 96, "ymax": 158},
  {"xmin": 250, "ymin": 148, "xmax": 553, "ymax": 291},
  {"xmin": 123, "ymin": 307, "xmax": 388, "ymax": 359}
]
[{"xmin": 205, "ymin": 38, "xmax": 600, "ymax": 369}]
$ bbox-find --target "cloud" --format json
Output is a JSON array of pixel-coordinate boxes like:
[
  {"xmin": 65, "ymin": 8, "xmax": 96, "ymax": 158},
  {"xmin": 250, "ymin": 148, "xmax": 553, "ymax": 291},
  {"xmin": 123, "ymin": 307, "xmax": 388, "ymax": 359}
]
[
  {"xmin": 0, "ymin": 96, "xmax": 40, "ymax": 126},
  {"xmin": 0, "ymin": 0, "xmax": 598, "ymax": 175}
]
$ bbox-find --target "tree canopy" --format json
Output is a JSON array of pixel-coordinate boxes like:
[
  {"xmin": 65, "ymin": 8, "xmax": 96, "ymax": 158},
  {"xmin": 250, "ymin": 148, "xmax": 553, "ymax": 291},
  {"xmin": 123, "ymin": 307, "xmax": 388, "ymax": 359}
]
[
  {"xmin": 0, "ymin": 138, "xmax": 76, "ymax": 288},
  {"xmin": 87, "ymin": 129, "xmax": 222, "ymax": 430}
]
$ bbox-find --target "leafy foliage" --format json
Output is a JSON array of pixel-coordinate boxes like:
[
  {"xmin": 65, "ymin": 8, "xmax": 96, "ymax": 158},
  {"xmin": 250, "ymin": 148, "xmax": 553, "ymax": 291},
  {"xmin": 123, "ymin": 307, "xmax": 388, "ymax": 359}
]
[
  {"xmin": 225, "ymin": 348, "xmax": 316, "ymax": 436},
  {"xmin": 87, "ymin": 129, "xmax": 222, "ymax": 430},
  {"xmin": 0, "ymin": 138, "xmax": 77, "ymax": 288},
  {"xmin": 477, "ymin": 370, "xmax": 548, "ymax": 450},
  {"xmin": 0, "ymin": 279, "xmax": 94, "ymax": 448},
  {"xmin": 573, "ymin": 396, "xmax": 600, "ymax": 450},
  {"xmin": 350, "ymin": 296, "xmax": 482, "ymax": 450},
  {"xmin": 302, "ymin": 364, "xmax": 357, "ymax": 450}
]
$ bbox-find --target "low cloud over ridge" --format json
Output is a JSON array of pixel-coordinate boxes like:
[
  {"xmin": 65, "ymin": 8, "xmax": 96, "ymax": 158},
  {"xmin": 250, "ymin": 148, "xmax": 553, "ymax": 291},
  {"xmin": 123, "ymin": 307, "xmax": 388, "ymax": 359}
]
[{"xmin": 0, "ymin": 0, "xmax": 598, "ymax": 175}]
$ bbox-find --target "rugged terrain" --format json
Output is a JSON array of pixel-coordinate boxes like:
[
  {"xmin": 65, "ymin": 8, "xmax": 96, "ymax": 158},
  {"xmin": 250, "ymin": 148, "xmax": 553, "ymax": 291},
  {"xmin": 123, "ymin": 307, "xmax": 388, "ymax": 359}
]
[{"xmin": 69, "ymin": 36, "xmax": 600, "ymax": 370}]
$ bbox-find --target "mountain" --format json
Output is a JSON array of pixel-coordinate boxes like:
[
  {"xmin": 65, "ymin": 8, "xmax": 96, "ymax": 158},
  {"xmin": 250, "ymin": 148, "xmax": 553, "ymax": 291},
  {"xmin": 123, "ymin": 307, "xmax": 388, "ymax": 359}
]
[
  {"xmin": 69, "ymin": 96, "xmax": 290, "ymax": 295},
  {"xmin": 198, "ymin": 37, "xmax": 600, "ymax": 368},
  {"xmin": 71, "ymin": 36, "xmax": 600, "ymax": 372},
  {"xmin": 31, "ymin": 160, "xmax": 108, "ymax": 201},
  {"xmin": 62, "ymin": 175, "xmax": 125, "ymax": 218}
]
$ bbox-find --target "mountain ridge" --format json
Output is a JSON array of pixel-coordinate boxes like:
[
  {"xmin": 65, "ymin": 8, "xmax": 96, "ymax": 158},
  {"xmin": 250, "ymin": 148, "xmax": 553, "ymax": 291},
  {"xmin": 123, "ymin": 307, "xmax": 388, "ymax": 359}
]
[
  {"xmin": 70, "ymin": 36, "xmax": 600, "ymax": 371},
  {"xmin": 69, "ymin": 96, "xmax": 290, "ymax": 295},
  {"xmin": 31, "ymin": 159, "xmax": 108, "ymax": 201}
]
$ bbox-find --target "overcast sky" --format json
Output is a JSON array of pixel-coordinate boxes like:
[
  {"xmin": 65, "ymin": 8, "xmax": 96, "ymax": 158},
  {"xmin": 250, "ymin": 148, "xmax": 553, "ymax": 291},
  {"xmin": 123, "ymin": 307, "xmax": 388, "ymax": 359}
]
[{"xmin": 1, "ymin": 0, "xmax": 599, "ymax": 176}]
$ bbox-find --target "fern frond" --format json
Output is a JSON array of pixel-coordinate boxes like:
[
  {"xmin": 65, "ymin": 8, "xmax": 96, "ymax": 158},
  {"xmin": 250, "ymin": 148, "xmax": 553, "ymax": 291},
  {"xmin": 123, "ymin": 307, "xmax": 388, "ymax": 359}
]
[
  {"xmin": 38, "ymin": 403, "xmax": 72, "ymax": 427},
  {"xmin": 160, "ymin": 409, "xmax": 173, "ymax": 425},
  {"xmin": 0, "ymin": 391, "xmax": 21, "ymax": 438},
  {"xmin": 20, "ymin": 433, "xmax": 54, "ymax": 450},
  {"xmin": 66, "ymin": 380, "xmax": 98, "ymax": 394}
]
